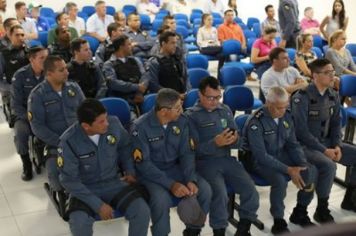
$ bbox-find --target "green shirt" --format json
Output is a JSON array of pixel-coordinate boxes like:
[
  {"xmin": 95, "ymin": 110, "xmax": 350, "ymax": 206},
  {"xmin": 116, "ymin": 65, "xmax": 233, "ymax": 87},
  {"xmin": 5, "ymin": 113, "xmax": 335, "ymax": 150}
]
[{"xmin": 47, "ymin": 26, "xmax": 78, "ymax": 45}]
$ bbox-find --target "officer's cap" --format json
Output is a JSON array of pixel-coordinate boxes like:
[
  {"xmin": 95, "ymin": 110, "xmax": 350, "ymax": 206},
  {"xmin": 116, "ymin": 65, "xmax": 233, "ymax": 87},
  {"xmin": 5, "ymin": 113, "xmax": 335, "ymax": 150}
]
[{"xmin": 177, "ymin": 195, "xmax": 206, "ymax": 226}]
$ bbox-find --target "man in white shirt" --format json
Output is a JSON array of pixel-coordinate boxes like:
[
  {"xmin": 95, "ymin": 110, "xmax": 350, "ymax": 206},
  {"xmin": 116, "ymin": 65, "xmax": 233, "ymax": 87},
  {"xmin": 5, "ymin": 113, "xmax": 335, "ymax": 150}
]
[
  {"xmin": 66, "ymin": 2, "xmax": 85, "ymax": 37},
  {"xmin": 171, "ymin": 0, "xmax": 192, "ymax": 16},
  {"xmin": 15, "ymin": 1, "xmax": 37, "ymax": 40},
  {"xmin": 86, "ymin": 0, "xmax": 114, "ymax": 42},
  {"xmin": 204, "ymin": 0, "xmax": 225, "ymax": 17},
  {"xmin": 261, "ymin": 47, "xmax": 307, "ymax": 97}
]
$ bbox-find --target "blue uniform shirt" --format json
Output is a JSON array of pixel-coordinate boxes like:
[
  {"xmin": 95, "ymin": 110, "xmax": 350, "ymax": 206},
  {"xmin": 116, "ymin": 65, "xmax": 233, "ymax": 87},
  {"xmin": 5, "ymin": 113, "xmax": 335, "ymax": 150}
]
[
  {"xmin": 131, "ymin": 110, "xmax": 197, "ymax": 189},
  {"xmin": 58, "ymin": 116, "xmax": 135, "ymax": 212},
  {"xmin": 28, "ymin": 80, "xmax": 85, "ymax": 146},
  {"xmin": 278, "ymin": 0, "xmax": 300, "ymax": 40},
  {"xmin": 125, "ymin": 29, "xmax": 154, "ymax": 58}
]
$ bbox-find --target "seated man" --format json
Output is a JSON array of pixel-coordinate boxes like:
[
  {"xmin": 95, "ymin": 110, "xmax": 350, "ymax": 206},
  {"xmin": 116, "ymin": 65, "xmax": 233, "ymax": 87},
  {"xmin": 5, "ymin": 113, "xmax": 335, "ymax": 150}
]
[
  {"xmin": 0, "ymin": 17, "xmax": 19, "ymax": 51},
  {"xmin": 28, "ymin": 55, "xmax": 85, "ymax": 210},
  {"xmin": 291, "ymin": 59, "xmax": 356, "ymax": 223},
  {"xmin": 48, "ymin": 25, "xmax": 72, "ymax": 63},
  {"xmin": 102, "ymin": 35, "xmax": 147, "ymax": 113},
  {"xmin": 131, "ymin": 88, "xmax": 212, "ymax": 236},
  {"xmin": 125, "ymin": 12, "xmax": 154, "ymax": 59},
  {"xmin": 59, "ymin": 98, "xmax": 150, "ymax": 236},
  {"xmin": 68, "ymin": 38, "xmax": 107, "ymax": 98},
  {"xmin": 244, "ymin": 86, "xmax": 317, "ymax": 234},
  {"xmin": 185, "ymin": 76, "xmax": 259, "ymax": 236},
  {"xmin": 261, "ymin": 5, "xmax": 281, "ymax": 38},
  {"xmin": 113, "ymin": 11, "xmax": 127, "ymax": 30},
  {"xmin": 28, "ymin": 3, "xmax": 49, "ymax": 32},
  {"xmin": 261, "ymin": 47, "xmax": 307, "ymax": 98},
  {"xmin": 300, "ymin": 7, "xmax": 320, "ymax": 35},
  {"xmin": 10, "ymin": 46, "xmax": 47, "ymax": 181},
  {"xmin": 143, "ymin": 31, "xmax": 190, "ymax": 95},
  {"xmin": 95, "ymin": 22, "xmax": 124, "ymax": 67},
  {"xmin": 66, "ymin": 2, "xmax": 86, "ymax": 37},
  {"xmin": 15, "ymin": 1, "xmax": 38, "ymax": 40},
  {"xmin": 47, "ymin": 12, "xmax": 78, "ymax": 45}
]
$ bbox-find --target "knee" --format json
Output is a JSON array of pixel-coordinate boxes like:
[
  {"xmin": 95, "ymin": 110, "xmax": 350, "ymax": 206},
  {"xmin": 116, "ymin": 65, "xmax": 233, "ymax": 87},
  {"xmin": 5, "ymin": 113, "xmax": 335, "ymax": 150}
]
[
  {"xmin": 197, "ymin": 178, "xmax": 212, "ymax": 201},
  {"xmin": 150, "ymin": 191, "xmax": 172, "ymax": 211},
  {"xmin": 69, "ymin": 211, "xmax": 94, "ymax": 235},
  {"xmin": 321, "ymin": 159, "xmax": 337, "ymax": 176},
  {"xmin": 271, "ymin": 175, "xmax": 288, "ymax": 190}
]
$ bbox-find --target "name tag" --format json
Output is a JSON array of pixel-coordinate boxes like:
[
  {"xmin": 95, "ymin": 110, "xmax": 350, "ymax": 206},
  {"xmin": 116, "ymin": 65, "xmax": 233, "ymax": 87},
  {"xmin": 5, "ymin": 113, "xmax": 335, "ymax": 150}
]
[
  {"xmin": 148, "ymin": 136, "xmax": 163, "ymax": 142},
  {"xmin": 78, "ymin": 152, "xmax": 95, "ymax": 159},
  {"xmin": 24, "ymin": 85, "xmax": 34, "ymax": 88},
  {"xmin": 264, "ymin": 130, "xmax": 275, "ymax": 135},
  {"xmin": 200, "ymin": 122, "xmax": 215, "ymax": 128},
  {"xmin": 44, "ymin": 99, "xmax": 59, "ymax": 106},
  {"xmin": 309, "ymin": 110, "xmax": 319, "ymax": 116}
]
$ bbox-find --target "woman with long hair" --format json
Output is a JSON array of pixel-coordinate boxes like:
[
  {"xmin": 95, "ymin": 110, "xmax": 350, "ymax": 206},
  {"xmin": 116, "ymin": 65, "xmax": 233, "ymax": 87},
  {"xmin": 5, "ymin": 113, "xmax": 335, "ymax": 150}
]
[{"xmin": 320, "ymin": 0, "xmax": 348, "ymax": 40}]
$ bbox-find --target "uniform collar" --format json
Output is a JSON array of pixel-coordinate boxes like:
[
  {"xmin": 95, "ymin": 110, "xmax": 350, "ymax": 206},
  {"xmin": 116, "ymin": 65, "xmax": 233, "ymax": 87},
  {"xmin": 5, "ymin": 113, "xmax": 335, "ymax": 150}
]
[
  {"xmin": 194, "ymin": 101, "xmax": 224, "ymax": 112},
  {"xmin": 148, "ymin": 109, "xmax": 163, "ymax": 127},
  {"xmin": 43, "ymin": 80, "xmax": 69, "ymax": 92},
  {"xmin": 309, "ymin": 82, "xmax": 331, "ymax": 97}
]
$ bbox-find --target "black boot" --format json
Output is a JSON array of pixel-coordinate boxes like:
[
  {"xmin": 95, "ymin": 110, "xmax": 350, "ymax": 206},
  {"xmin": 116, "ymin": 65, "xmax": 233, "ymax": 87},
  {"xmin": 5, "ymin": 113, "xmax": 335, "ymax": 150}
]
[
  {"xmin": 183, "ymin": 228, "xmax": 201, "ymax": 236},
  {"xmin": 20, "ymin": 154, "xmax": 33, "ymax": 181},
  {"xmin": 313, "ymin": 198, "xmax": 334, "ymax": 223},
  {"xmin": 213, "ymin": 228, "xmax": 225, "ymax": 236},
  {"xmin": 289, "ymin": 204, "xmax": 315, "ymax": 227},
  {"xmin": 235, "ymin": 219, "xmax": 251, "ymax": 236},
  {"xmin": 271, "ymin": 218, "xmax": 290, "ymax": 235},
  {"xmin": 341, "ymin": 186, "xmax": 356, "ymax": 211}
]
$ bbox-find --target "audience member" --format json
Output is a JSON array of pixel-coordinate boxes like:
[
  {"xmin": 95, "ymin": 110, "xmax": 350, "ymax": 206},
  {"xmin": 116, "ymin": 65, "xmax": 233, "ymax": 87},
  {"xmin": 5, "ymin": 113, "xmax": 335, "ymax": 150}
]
[
  {"xmin": 300, "ymin": 7, "xmax": 320, "ymax": 35},
  {"xmin": 204, "ymin": 0, "xmax": 225, "ymax": 17},
  {"xmin": 48, "ymin": 26, "xmax": 72, "ymax": 63},
  {"xmin": 137, "ymin": 0, "xmax": 159, "ymax": 23},
  {"xmin": 114, "ymin": 11, "xmax": 127, "ymax": 29},
  {"xmin": 170, "ymin": 0, "xmax": 192, "ymax": 16},
  {"xmin": 295, "ymin": 33, "xmax": 317, "ymax": 78},
  {"xmin": 15, "ymin": 1, "xmax": 37, "ymax": 40},
  {"xmin": 278, "ymin": 0, "xmax": 300, "ymax": 48},
  {"xmin": 66, "ymin": 2, "xmax": 85, "ymax": 37},
  {"xmin": 261, "ymin": 4, "xmax": 281, "ymax": 37},
  {"xmin": 320, "ymin": 0, "xmax": 348, "ymax": 41},
  {"xmin": 218, "ymin": 9, "xmax": 246, "ymax": 50},
  {"xmin": 226, "ymin": 0, "xmax": 238, "ymax": 17},
  {"xmin": 28, "ymin": 2, "xmax": 49, "ymax": 32},
  {"xmin": 47, "ymin": 12, "xmax": 78, "ymax": 45}
]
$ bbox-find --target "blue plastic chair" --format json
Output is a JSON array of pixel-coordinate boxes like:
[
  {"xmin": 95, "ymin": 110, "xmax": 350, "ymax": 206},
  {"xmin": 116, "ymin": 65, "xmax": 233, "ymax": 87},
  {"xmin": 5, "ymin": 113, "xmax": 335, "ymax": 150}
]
[
  {"xmin": 152, "ymin": 20, "xmax": 163, "ymax": 32},
  {"xmin": 174, "ymin": 13, "xmax": 189, "ymax": 22},
  {"xmin": 243, "ymin": 29, "xmax": 257, "ymax": 40},
  {"xmin": 286, "ymin": 48, "xmax": 296, "ymax": 64},
  {"xmin": 176, "ymin": 25, "xmax": 189, "ymax": 39},
  {"xmin": 220, "ymin": 66, "xmax": 246, "ymax": 87},
  {"xmin": 38, "ymin": 31, "xmax": 48, "ymax": 47},
  {"xmin": 77, "ymin": 11, "xmax": 89, "ymax": 22},
  {"xmin": 238, "ymin": 22, "xmax": 249, "ymax": 30},
  {"xmin": 213, "ymin": 18, "xmax": 223, "ymax": 27},
  {"xmin": 122, "ymin": 5, "xmax": 137, "ymax": 16},
  {"xmin": 106, "ymin": 6, "xmax": 116, "ymax": 16},
  {"xmin": 223, "ymin": 85, "xmax": 254, "ymax": 112},
  {"xmin": 40, "ymin": 7, "xmax": 55, "ymax": 18},
  {"xmin": 312, "ymin": 47, "xmax": 323, "ymax": 59},
  {"xmin": 247, "ymin": 17, "xmax": 260, "ymax": 30},
  {"xmin": 192, "ymin": 9, "xmax": 203, "ymax": 15},
  {"xmin": 141, "ymin": 94, "xmax": 157, "ymax": 114},
  {"xmin": 188, "ymin": 68, "xmax": 210, "ymax": 88},
  {"xmin": 183, "ymin": 89, "xmax": 199, "ymax": 109},
  {"xmin": 234, "ymin": 17, "xmax": 244, "ymax": 24},
  {"xmin": 346, "ymin": 43, "xmax": 356, "ymax": 63},
  {"xmin": 81, "ymin": 35, "xmax": 100, "ymax": 54},
  {"xmin": 193, "ymin": 18, "xmax": 202, "ymax": 27},
  {"xmin": 339, "ymin": 75, "xmax": 356, "ymax": 142},
  {"xmin": 190, "ymin": 12, "xmax": 202, "ymax": 24},
  {"xmin": 140, "ymin": 14, "xmax": 152, "ymax": 31},
  {"xmin": 312, "ymin": 35, "xmax": 324, "ymax": 50},
  {"xmin": 252, "ymin": 23, "xmax": 261, "ymax": 38},
  {"xmin": 222, "ymin": 40, "xmax": 255, "ymax": 74},
  {"xmin": 28, "ymin": 40, "xmax": 42, "ymax": 47},
  {"xmin": 82, "ymin": 6, "xmax": 96, "ymax": 17},
  {"xmin": 100, "ymin": 97, "xmax": 131, "ymax": 128},
  {"xmin": 186, "ymin": 54, "xmax": 209, "ymax": 69}
]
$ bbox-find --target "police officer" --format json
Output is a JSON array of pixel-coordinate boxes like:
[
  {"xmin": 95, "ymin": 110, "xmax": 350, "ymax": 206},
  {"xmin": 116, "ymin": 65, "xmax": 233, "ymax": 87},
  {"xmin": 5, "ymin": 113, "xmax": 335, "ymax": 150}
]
[
  {"xmin": 185, "ymin": 76, "xmax": 258, "ymax": 236},
  {"xmin": 278, "ymin": 0, "xmax": 300, "ymax": 48},
  {"xmin": 10, "ymin": 46, "xmax": 48, "ymax": 181},
  {"xmin": 68, "ymin": 38, "xmax": 107, "ymax": 98},
  {"xmin": 58, "ymin": 98, "xmax": 150, "ymax": 236},
  {"xmin": 28, "ymin": 55, "xmax": 85, "ymax": 213},
  {"xmin": 131, "ymin": 88, "xmax": 212, "ymax": 236},
  {"xmin": 0, "ymin": 24, "xmax": 29, "ymax": 127},
  {"xmin": 244, "ymin": 86, "xmax": 317, "ymax": 234},
  {"xmin": 95, "ymin": 22, "xmax": 124, "ymax": 67},
  {"xmin": 48, "ymin": 25, "xmax": 72, "ymax": 63},
  {"xmin": 0, "ymin": 17, "xmax": 19, "ymax": 51},
  {"xmin": 291, "ymin": 58, "xmax": 356, "ymax": 223},
  {"xmin": 143, "ymin": 31, "xmax": 190, "ymax": 94},
  {"xmin": 125, "ymin": 12, "xmax": 154, "ymax": 59},
  {"xmin": 102, "ymin": 35, "xmax": 147, "ymax": 114}
]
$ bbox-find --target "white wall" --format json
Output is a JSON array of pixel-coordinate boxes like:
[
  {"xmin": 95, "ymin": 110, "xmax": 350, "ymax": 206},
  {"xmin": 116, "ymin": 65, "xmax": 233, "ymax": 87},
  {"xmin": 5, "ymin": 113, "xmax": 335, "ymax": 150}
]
[{"xmin": 7, "ymin": 0, "xmax": 356, "ymax": 42}]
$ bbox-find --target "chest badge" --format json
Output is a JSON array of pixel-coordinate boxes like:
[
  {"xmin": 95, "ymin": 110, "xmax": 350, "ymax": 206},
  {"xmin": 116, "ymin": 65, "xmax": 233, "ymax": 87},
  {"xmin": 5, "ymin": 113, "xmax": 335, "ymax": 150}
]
[
  {"xmin": 57, "ymin": 156, "xmax": 64, "ymax": 168},
  {"xmin": 67, "ymin": 88, "xmax": 76, "ymax": 97},
  {"xmin": 283, "ymin": 121, "xmax": 289, "ymax": 129},
  {"xmin": 106, "ymin": 134, "xmax": 117, "ymax": 145},
  {"xmin": 27, "ymin": 111, "xmax": 33, "ymax": 121},
  {"xmin": 133, "ymin": 148, "xmax": 143, "ymax": 163},
  {"xmin": 220, "ymin": 118, "xmax": 227, "ymax": 129},
  {"xmin": 330, "ymin": 107, "xmax": 334, "ymax": 116},
  {"xmin": 172, "ymin": 126, "xmax": 180, "ymax": 135},
  {"xmin": 189, "ymin": 138, "xmax": 195, "ymax": 151}
]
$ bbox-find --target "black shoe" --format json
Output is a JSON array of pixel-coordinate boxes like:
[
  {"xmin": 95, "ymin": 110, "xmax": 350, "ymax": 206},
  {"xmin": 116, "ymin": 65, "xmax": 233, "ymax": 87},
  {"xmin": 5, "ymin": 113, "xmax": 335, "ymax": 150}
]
[
  {"xmin": 271, "ymin": 218, "xmax": 290, "ymax": 235},
  {"xmin": 289, "ymin": 204, "xmax": 315, "ymax": 227},
  {"xmin": 341, "ymin": 187, "xmax": 356, "ymax": 212},
  {"xmin": 313, "ymin": 198, "xmax": 334, "ymax": 224},
  {"xmin": 213, "ymin": 228, "xmax": 225, "ymax": 236},
  {"xmin": 235, "ymin": 219, "xmax": 252, "ymax": 236},
  {"xmin": 20, "ymin": 154, "xmax": 33, "ymax": 181},
  {"xmin": 183, "ymin": 228, "xmax": 201, "ymax": 236}
]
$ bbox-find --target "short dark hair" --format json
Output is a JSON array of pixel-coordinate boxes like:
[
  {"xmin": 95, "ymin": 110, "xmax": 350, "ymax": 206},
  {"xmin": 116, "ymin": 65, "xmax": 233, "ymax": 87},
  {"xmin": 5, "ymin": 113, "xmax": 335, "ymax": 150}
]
[
  {"xmin": 155, "ymin": 88, "xmax": 181, "ymax": 111},
  {"xmin": 269, "ymin": 47, "xmax": 287, "ymax": 62},
  {"xmin": 127, "ymin": 12, "xmax": 139, "ymax": 21},
  {"xmin": 71, "ymin": 38, "xmax": 88, "ymax": 54},
  {"xmin": 77, "ymin": 98, "xmax": 107, "ymax": 125},
  {"xmin": 157, "ymin": 25, "xmax": 170, "ymax": 35},
  {"xmin": 95, "ymin": 0, "xmax": 105, "ymax": 7},
  {"xmin": 28, "ymin": 46, "xmax": 47, "ymax": 58},
  {"xmin": 107, "ymin": 22, "xmax": 120, "ymax": 37},
  {"xmin": 224, "ymin": 9, "xmax": 234, "ymax": 16},
  {"xmin": 9, "ymin": 25, "xmax": 23, "ymax": 35},
  {"xmin": 112, "ymin": 34, "xmax": 129, "ymax": 51},
  {"xmin": 199, "ymin": 76, "xmax": 220, "ymax": 93},
  {"xmin": 308, "ymin": 58, "xmax": 332, "ymax": 75},
  {"xmin": 265, "ymin": 4, "xmax": 273, "ymax": 13},
  {"xmin": 159, "ymin": 31, "xmax": 176, "ymax": 46},
  {"xmin": 163, "ymin": 15, "xmax": 174, "ymax": 26},
  {"xmin": 263, "ymin": 26, "xmax": 277, "ymax": 35},
  {"xmin": 3, "ymin": 18, "xmax": 17, "ymax": 30},
  {"xmin": 15, "ymin": 1, "xmax": 25, "ymax": 10},
  {"xmin": 43, "ymin": 55, "xmax": 64, "ymax": 74},
  {"xmin": 56, "ymin": 12, "xmax": 66, "ymax": 23},
  {"xmin": 65, "ymin": 2, "xmax": 77, "ymax": 13}
]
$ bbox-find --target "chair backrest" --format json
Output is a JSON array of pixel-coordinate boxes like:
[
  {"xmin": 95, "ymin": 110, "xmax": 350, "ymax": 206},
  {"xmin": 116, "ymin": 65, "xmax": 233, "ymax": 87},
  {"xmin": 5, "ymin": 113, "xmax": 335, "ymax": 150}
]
[
  {"xmin": 106, "ymin": 6, "xmax": 116, "ymax": 16},
  {"xmin": 183, "ymin": 89, "xmax": 199, "ymax": 109},
  {"xmin": 190, "ymin": 12, "xmax": 202, "ymax": 24},
  {"xmin": 186, "ymin": 54, "xmax": 209, "ymax": 69},
  {"xmin": 82, "ymin": 6, "xmax": 96, "ymax": 16},
  {"xmin": 252, "ymin": 22, "xmax": 261, "ymax": 38},
  {"xmin": 100, "ymin": 97, "xmax": 131, "ymax": 127},
  {"xmin": 140, "ymin": 14, "xmax": 152, "ymax": 30},
  {"xmin": 311, "ymin": 47, "xmax": 323, "ymax": 59},
  {"xmin": 286, "ymin": 48, "xmax": 296, "ymax": 64},
  {"xmin": 234, "ymin": 17, "xmax": 244, "ymax": 24},
  {"xmin": 234, "ymin": 114, "xmax": 249, "ymax": 133},
  {"xmin": 28, "ymin": 40, "xmax": 42, "ymax": 47},
  {"xmin": 193, "ymin": 18, "xmax": 202, "ymax": 27},
  {"xmin": 122, "ymin": 5, "xmax": 137, "ymax": 16},
  {"xmin": 243, "ymin": 29, "xmax": 257, "ymax": 40},
  {"xmin": 81, "ymin": 35, "xmax": 100, "ymax": 54},
  {"xmin": 346, "ymin": 43, "xmax": 356, "ymax": 57},
  {"xmin": 340, "ymin": 106, "xmax": 347, "ymax": 128},
  {"xmin": 38, "ymin": 31, "xmax": 48, "ymax": 47},
  {"xmin": 188, "ymin": 68, "xmax": 210, "ymax": 88},
  {"xmin": 222, "ymin": 39, "xmax": 241, "ymax": 56},
  {"xmin": 192, "ymin": 9, "xmax": 203, "ymax": 15},
  {"xmin": 77, "ymin": 11, "xmax": 89, "ymax": 22},
  {"xmin": 213, "ymin": 18, "xmax": 223, "ymax": 27},
  {"xmin": 40, "ymin": 7, "xmax": 55, "ymax": 18},
  {"xmin": 155, "ymin": 12, "xmax": 169, "ymax": 20},
  {"xmin": 174, "ymin": 13, "xmax": 188, "ymax": 22},
  {"xmin": 176, "ymin": 20, "xmax": 190, "ymax": 29},
  {"xmin": 223, "ymin": 85, "xmax": 254, "ymax": 112},
  {"xmin": 247, "ymin": 17, "xmax": 260, "ymax": 30},
  {"xmin": 220, "ymin": 66, "xmax": 246, "ymax": 87},
  {"xmin": 211, "ymin": 12, "xmax": 222, "ymax": 19},
  {"xmin": 247, "ymin": 37, "xmax": 256, "ymax": 55},
  {"xmin": 141, "ymin": 94, "xmax": 157, "ymax": 114},
  {"xmin": 339, "ymin": 75, "xmax": 356, "ymax": 97},
  {"xmin": 152, "ymin": 19, "xmax": 163, "ymax": 32},
  {"xmin": 175, "ymin": 25, "xmax": 189, "ymax": 39}
]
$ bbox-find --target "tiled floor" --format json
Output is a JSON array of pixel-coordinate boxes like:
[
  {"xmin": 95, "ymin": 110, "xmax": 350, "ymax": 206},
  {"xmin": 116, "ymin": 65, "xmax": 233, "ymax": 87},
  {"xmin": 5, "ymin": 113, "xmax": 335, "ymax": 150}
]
[{"xmin": 1, "ymin": 62, "xmax": 356, "ymax": 235}]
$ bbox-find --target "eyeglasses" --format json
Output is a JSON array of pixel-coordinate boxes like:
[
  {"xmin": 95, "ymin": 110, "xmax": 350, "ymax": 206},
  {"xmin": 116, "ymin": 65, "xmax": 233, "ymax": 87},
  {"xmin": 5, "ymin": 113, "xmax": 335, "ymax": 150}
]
[
  {"xmin": 316, "ymin": 70, "xmax": 336, "ymax": 77},
  {"xmin": 203, "ymin": 94, "xmax": 221, "ymax": 102}
]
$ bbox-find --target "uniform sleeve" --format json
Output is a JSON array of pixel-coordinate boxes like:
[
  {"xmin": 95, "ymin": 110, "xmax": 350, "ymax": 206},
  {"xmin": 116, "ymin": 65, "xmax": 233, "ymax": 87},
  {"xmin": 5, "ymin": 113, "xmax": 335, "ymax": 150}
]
[
  {"xmin": 10, "ymin": 73, "xmax": 27, "ymax": 120},
  {"xmin": 283, "ymin": 117, "xmax": 307, "ymax": 165},
  {"xmin": 94, "ymin": 65, "xmax": 108, "ymax": 99},
  {"xmin": 291, "ymin": 93, "xmax": 327, "ymax": 153},
  {"xmin": 102, "ymin": 61, "xmax": 139, "ymax": 93},
  {"xmin": 94, "ymin": 44, "xmax": 105, "ymax": 66},
  {"xmin": 329, "ymin": 95, "xmax": 342, "ymax": 147},
  {"xmin": 246, "ymin": 118, "xmax": 289, "ymax": 173},
  {"xmin": 58, "ymin": 139, "xmax": 104, "ymax": 213},
  {"xmin": 131, "ymin": 123, "xmax": 175, "ymax": 190},
  {"xmin": 143, "ymin": 59, "xmax": 162, "ymax": 93},
  {"xmin": 28, "ymin": 91, "xmax": 60, "ymax": 146},
  {"xmin": 136, "ymin": 34, "xmax": 154, "ymax": 51},
  {"xmin": 280, "ymin": 2, "xmax": 298, "ymax": 39}
]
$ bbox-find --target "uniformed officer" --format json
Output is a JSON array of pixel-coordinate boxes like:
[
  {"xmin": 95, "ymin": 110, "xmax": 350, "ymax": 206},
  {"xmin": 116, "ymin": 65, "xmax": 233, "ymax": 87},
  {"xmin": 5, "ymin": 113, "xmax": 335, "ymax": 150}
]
[
  {"xmin": 95, "ymin": 22, "xmax": 124, "ymax": 67},
  {"xmin": 0, "ymin": 24, "xmax": 29, "ymax": 127},
  {"xmin": 244, "ymin": 86, "xmax": 317, "ymax": 234},
  {"xmin": 291, "ymin": 58, "xmax": 356, "ymax": 223},
  {"xmin": 278, "ymin": 0, "xmax": 300, "ymax": 48},
  {"xmin": 68, "ymin": 38, "xmax": 107, "ymax": 98},
  {"xmin": 48, "ymin": 25, "xmax": 72, "ymax": 63},
  {"xmin": 185, "ymin": 76, "xmax": 259, "ymax": 236},
  {"xmin": 0, "ymin": 17, "xmax": 19, "ymax": 51},
  {"xmin": 10, "ymin": 46, "xmax": 48, "ymax": 181},
  {"xmin": 59, "ymin": 98, "xmax": 150, "ymax": 236},
  {"xmin": 28, "ymin": 55, "xmax": 85, "ymax": 210},
  {"xmin": 102, "ymin": 35, "xmax": 147, "ymax": 110},
  {"xmin": 142, "ymin": 31, "xmax": 190, "ymax": 95},
  {"xmin": 131, "ymin": 88, "xmax": 212, "ymax": 236},
  {"xmin": 125, "ymin": 12, "xmax": 154, "ymax": 59}
]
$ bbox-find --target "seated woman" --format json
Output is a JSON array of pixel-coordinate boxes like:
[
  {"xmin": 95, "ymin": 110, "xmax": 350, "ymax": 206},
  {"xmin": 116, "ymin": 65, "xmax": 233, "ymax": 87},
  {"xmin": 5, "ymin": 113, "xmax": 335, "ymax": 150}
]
[
  {"xmin": 295, "ymin": 33, "xmax": 317, "ymax": 79},
  {"xmin": 250, "ymin": 26, "xmax": 277, "ymax": 80}
]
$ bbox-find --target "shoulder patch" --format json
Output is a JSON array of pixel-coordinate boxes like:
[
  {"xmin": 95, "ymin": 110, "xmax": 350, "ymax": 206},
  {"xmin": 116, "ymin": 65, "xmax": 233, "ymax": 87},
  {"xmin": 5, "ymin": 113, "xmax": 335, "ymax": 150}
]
[
  {"xmin": 294, "ymin": 97, "xmax": 300, "ymax": 104},
  {"xmin": 133, "ymin": 148, "xmax": 143, "ymax": 163},
  {"xmin": 283, "ymin": 120, "xmax": 289, "ymax": 129},
  {"xmin": 106, "ymin": 134, "xmax": 117, "ymax": 145},
  {"xmin": 27, "ymin": 111, "xmax": 33, "ymax": 121},
  {"xmin": 284, "ymin": 4, "xmax": 290, "ymax": 10},
  {"xmin": 132, "ymin": 130, "xmax": 139, "ymax": 137},
  {"xmin": 250, "ymin": 124, "xmax": 258, "ymax": 131},
  {"xmin": 189, "ymin": 138, "xmax": 195, "ymax": 151},
  {"xmin": 57, "ymin": 155, "xmax": 64, "ymax": 168},
  {"xmin": 254, "ymin": 109, "xmax": 264, "ymax": 119},
  {"xmin": 67, "ymin": 88, "xmax": 76, "ymax": 97}
]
